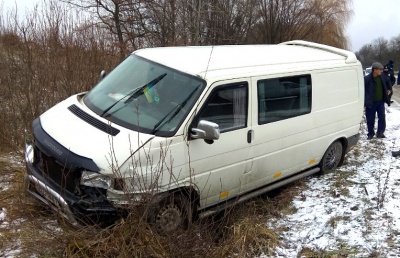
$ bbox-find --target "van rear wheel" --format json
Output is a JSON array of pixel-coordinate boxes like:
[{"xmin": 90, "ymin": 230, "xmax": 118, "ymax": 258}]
[
  {"xmin": 148, "ymin": 193, "xmax": 191, "ymax": 233},
  {"xmin": 320, "ymin": 141, "xmax": 343, "ymax": 173}
]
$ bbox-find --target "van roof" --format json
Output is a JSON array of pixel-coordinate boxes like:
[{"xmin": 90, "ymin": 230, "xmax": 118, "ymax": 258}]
[{"xmin": 134, "ymin": 40, "xmax": 358, "ymax": 80}]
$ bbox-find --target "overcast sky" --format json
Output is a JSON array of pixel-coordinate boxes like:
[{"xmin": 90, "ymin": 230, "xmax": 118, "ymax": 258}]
[
  {"xmin": 347, "ymin": 0, "xmax": 400, "ymax": 52},
  {"xmin": 2, "ymin": 0, "xmax": 400, "ymax": 53}
]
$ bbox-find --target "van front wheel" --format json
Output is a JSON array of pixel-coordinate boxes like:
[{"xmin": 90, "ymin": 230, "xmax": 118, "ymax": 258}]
[
  {"xmin": 320, "ymin": 141, "xmax": 343, "ymax": 173},
  {"xmin": 148, "ymin": 193, "xmax": 191, "ymax": 233}
]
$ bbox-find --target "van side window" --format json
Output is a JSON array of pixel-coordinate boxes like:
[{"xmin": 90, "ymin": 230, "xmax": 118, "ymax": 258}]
[
  {"xmin": 196, "ymin": 83, "xmax": 248, "ymax": 132},
  {"xmin": 258, "ymin": 75, "xmax": 311, "ymax": 124}
]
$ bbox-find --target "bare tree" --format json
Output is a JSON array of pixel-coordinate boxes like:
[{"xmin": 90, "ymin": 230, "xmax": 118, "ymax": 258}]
[
  {"xmin": 201, "ymin": 0, "xmax": 256, "ymax": 45},
  {"xmin": 62, "ymin": 0, "xmax": 148, "ymax": 58},
  {"xmin": 251, "ymin": 0, "xmax": 352, "ymax": 48},
  {"xmin": 139, "ymin": 0, "xmax": 177, "ymax": 46},
  {"xmin": 388, "ymin": 35, "xmax": 400, "ymax": 67},
  {"xmin": 356, "ymin": 38, "xmax": 390, "ymax": 68},
  {"xmin": 128, "ymin": 0, "xmax": 257, "ymax": 46},
  {"xmin": 371, "ymin": 37, "xmax": 389, "ymax": 62},
  {"xmin": 0, "ymin": 0, "xmax": 120, "ymax": 150},
  {"xmin": 356, "ymin": 33, "xmax": 400, "ymax": 68},
  {"xmin": 251, "ymin": 0, "xmax": 312, "ymax": 44},
  {"xmin": 306, "ymin": 0, "xmax": 352, "ymax": 48},
  {"xmin": 176, "ymin": 0, "xmax": 205, "ymax": 45}
]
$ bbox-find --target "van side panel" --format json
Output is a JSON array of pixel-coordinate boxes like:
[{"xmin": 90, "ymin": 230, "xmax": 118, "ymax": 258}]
[
  {"xmin": 247, "ymin": 67, "xmax": 362, "ymax": 191},
  {"xmin": 313, "ymin": 69, "xmax": 361, "ymax": 112}
]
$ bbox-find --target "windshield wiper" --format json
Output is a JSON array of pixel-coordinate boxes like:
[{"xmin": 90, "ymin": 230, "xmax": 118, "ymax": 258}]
[
  {"xmin": 151, "ymin": 84, "xmax": 201, "ymax": 134},
  {"xmin": 100, "ymin": 73, "xmax": 167, "ymax": 118}
]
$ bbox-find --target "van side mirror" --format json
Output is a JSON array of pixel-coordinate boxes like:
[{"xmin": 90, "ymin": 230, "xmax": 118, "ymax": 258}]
[
  {"xmin": 191, "ymin": 120, "xmax": 220, "ymax": 142},
  {"xmin": 99, "ymin": 70, "xmax": 107, "ymax": 81}
]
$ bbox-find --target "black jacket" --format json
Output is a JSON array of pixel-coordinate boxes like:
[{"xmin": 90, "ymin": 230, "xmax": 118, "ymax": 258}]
[{"xmin": 364, "ymin": 72, "xmax": 391, "ymax": 108}]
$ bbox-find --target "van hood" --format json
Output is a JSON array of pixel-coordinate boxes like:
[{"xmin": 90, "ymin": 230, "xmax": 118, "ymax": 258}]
[{"xmin": 38, "ymin": 94, "xmax": 154, "ymax": 173}]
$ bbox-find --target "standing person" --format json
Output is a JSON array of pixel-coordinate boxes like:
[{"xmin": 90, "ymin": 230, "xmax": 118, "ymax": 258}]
[
  {"xmin": 383, "ymin": 65, "xmax": 395, "ymax": 102},
  {"xmin": 385, "ymin": 60, "xmax": 395, "ymax": 85},
  {"xmin": 364, "ymin": 62, "xmax": 391, "ymax": 140},
  {"xmin": 398, "ymin": 69, "xmax": 400, "ymax": 87}
]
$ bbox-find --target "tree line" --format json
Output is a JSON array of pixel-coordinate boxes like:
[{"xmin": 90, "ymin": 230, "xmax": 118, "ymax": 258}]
[
  {"xmin": 0, "ymin": 0, "xmax": 352, "ymax": 150},
  {"xmin": 61, "ymin": 0, "xmax": 352, "ymax": 58},
  {"xmin": 356, "ymin": 36, "xmax": 400, "ymax": 70}
]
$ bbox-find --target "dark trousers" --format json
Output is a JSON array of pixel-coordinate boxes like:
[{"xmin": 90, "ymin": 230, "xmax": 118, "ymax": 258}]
[{"xmin": 365, "ymin": 101, "xmax": 386, "ymax": 137}]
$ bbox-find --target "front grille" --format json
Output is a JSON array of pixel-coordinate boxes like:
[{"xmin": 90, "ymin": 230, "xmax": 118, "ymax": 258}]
[
  {"xmin": 36, "ymin": 148, "xmax": 82, "ymax": 193},
  {"xmin": 68, "ymin": 104, "xmax": 120, "ymax": 136}
]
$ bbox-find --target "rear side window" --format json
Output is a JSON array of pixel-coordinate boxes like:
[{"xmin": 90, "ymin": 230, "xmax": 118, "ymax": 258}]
[{"xmin": 258, "ymin": 75, "xmax": 311, "ymax": 124}]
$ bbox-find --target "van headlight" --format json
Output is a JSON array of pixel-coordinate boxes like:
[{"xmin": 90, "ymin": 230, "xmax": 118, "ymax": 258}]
[
  {"xmin": 25, "ymin": 143, "xmax": 35, "ymax": 164},
  {"xmin": 80, "ymin": 171, "xmax": 111, "ymax": 190}
]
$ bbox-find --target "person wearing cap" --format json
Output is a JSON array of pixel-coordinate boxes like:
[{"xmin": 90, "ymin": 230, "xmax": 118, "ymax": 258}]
[
  {"xmin": 383, "ymin": 65, "xmax": 394, "ymax": 103},
  {"xmin": 364, "ymin": 62, "xmax": 391, "ymax": 140},
  {"xmin": 385, "ymin": 60, "xmax": 396, "ymax": 86}
]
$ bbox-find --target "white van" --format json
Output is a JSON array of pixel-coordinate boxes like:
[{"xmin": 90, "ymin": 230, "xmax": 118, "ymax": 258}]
[{"xmin": 25, "ymin": 40, "xmax": 364, "ymax": 231}]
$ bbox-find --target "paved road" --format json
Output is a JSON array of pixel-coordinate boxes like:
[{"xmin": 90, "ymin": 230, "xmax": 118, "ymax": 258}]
[
  {"xmin": 389, "ymin": 73, "xmax": 399, "ymax": 103},
  {"xmin": 392, "ymin": 84, "xmax": 400, "ymax": 104}
]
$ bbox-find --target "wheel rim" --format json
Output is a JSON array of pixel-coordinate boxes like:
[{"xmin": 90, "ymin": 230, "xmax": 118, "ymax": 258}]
[
  {"xmin": 324, "ymin": 142, "xmax": 342, "ymax": 170},
  {"xmin": 155, "ymin": 203, "xmax": 182, "ymax": 233}
]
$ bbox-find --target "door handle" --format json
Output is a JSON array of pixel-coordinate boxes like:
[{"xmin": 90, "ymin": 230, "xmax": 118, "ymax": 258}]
[{"xmin": 247, "ymin": 130, "xmax": 253, "ymax": 143}]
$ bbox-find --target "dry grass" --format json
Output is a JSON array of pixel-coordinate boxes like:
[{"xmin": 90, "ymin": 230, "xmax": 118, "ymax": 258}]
[
  {"xmin": 62, "ymin": 197, "xmax": 284, "ymax": 258},
  {"xmin": 297, "ymin": 246, "xmax": 356, "ymax": 258},
  {"xmin": 0, "ymin": 155, "xmax": 71, "ymax": 257},
  {"xmin": 1, "ymin": 152, "xmax": 310, "ymax": 257}
]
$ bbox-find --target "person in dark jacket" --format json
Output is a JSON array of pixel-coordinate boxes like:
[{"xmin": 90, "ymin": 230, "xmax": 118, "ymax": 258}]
[
  {"xmin": 385, "ymin": 60, "xmax": 395, "ymax": 83},
  {"xmin": 383, "ymin": 65, "xmax": 395, "ymax": 102},
  {"xmin": 397, "ymin": 69, "xmax": 400, "ymax": 86},
  {"xmin": 364, "ymin": 62, "xmax": 391, "ymax": 140}
]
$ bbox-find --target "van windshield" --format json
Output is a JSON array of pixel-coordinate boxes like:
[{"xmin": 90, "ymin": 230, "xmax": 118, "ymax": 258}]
[{"xmin": 84, "ymin": 55, "xmax": 205, "ymax": 136}]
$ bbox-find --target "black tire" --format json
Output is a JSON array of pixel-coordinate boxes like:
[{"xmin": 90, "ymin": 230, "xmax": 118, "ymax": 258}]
[
  {"xmin": 148, "ymin": 193, "xmax": 192, "ymax": 233},
  {"xmin": 320, "ymin": 141, "xmax": 343, "ymax": 173}
]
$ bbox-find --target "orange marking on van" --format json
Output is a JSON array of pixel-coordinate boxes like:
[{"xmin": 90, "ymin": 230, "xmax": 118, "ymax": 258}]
[{"xmin": 220, "ymin": 191, "xmax": 229, "ymax": 198}]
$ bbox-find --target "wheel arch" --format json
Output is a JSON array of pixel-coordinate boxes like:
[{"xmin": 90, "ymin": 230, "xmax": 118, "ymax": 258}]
[
  {"xmin": 169, "ymin": 185, "xmax": 200, "ymax": 214},
  {"xmin": 146, "ymin": 185, "xmax": 200, "ymax": 232},
  {"xmin": 319, "ymin": 137, "xmax": 346, "ymax": 173},
  {"xmin": 150, "ymin": 185, "xmax": 201, "ymax": 216},
  {"xmin": 337, "ymin": 136, "xmax": 348, "ymax": 166}
]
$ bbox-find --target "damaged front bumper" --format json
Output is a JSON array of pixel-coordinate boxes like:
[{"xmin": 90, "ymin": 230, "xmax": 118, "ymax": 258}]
[
  {"xmin": 25, "ymin": 160, "xmax": 120, "ymax": 226},
  {"xmin": 24, "ymin": 131, "xmax": 119, "ymax": 226},
  {"xmin": 25, "ymin": 173, "xmax": 79, "ymax": 225}
]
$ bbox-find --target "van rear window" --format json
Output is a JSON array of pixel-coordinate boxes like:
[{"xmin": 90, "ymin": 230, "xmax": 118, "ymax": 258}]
[{"xmin": 257, "ymin": 75, "xmax": 311, "ymax": 124}]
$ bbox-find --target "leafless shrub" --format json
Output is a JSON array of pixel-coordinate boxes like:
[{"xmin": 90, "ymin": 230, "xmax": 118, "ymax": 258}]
[{"xmin": 0, "ymin": 0, "xmax": 120, "ymax": 151}]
